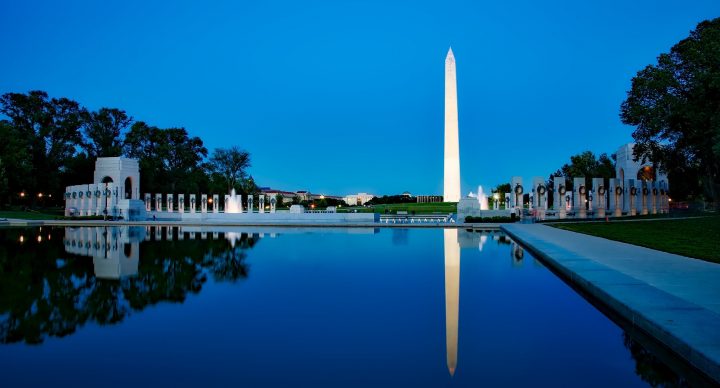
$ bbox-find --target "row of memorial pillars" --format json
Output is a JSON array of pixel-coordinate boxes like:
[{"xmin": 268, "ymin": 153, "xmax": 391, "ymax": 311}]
[
  {"xmin": 142, "ymin": 194, "xmax": 276, "ymax": 213},
  {"xmin": 142, "ymin": 226, "xmax": 271, "ymax": 241},
  {"xmin": 551, "ymin": 177, "xmax": 669, "ymax": 218}
]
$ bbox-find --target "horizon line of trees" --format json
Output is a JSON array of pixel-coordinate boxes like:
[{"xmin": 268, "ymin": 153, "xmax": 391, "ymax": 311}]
[{"xmin": 0, "ymin": 90, "xmax": 256, "ymax": 207}]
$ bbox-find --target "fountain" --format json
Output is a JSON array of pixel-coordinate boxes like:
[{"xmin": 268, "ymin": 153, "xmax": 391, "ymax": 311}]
[
  {"xmin": 468, "ymin": 185, "xmax": 489, "ymax": 210},
  {"xmin": 225, "ymin": 189, "xmax": 243, "ymax": 214},
  {"xmin": 477, "ymin": 185, "xmax": 489, "ymax": 210}
]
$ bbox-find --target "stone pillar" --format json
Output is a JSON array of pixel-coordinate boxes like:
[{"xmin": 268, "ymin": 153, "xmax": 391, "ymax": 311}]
[
  {"xmin": 627, "ymin": 180, "xmax": 637, "ymax": 216},
  {"xmin": 178, "ymin": 227, "xmax": 184, "ymax": 240},
  {"xmin": 201, "ymin": 232, "xmax": 207, "ymax": 240},
  {"xmin": 270, "ymin": 196, "xmax": 277, "ymax": 213},
  {"xmin": 533, "ymin": 177, "xmax": 547, "ymax": 211},
  {"xmin": 224, "ymin": 195, "xmax": 230, "ymax": 213},
  {"xmin": 650, "ymin": 181, "xmax": 658, "ymax": 215},
  {"xmin": 641, "ymin": 181, "xmax": 649, "ymax": 215},
  {"xmin": 154, "ymin": 226, "xmax": 161, "ymax": 241},
  {"xmin": 532, "ymin": 177, "xmax": 546, "ymax": 220},
  {"xmin": 593, "ymin": 178, "xmax": 606, "ymax": 218},
  {"xmin": 201, "ymin": 194, "xmax": 208, "ymax": 213},
  {"xmin": 167, "ymin": 194, "xmax": 174, "ymax": 213},
  {"xmin": 178, "ymin": 194, "xmax": 185, "ymax": 213},
  {"xmin": 556, "ymin": 178, "xmax": 567, "ymax": 219},
  {"xmin": 259, "ymin": 195, "xmax": 265, "ymax": 214},
  {"xmin": 145, "ymin": 193, "xmax": 152, "ymax": 211},
  {"xmin": 573, "ymin": 177, "xmax": 586, "ymax": 218},
  {"xmin": 611, "ymin": 179, "xmax": 623, "ymax": 217},
  {"xmin": 213, "ymin": 194, "xmax": 219, "ymax": 213},
  {"xmin": 190, "ymin": 194, "xmax": 196, "ymax": 213},
  {"xmin": 511, "ymin": 177, "xmax": 523, "ymax": 210},
  {"xmin": 247, "ymin": 195, "xmax": 254, "ymax": 213},
  {"xmin": 659, "ymin": 181, "xmax": 668, "ymax": 213},
  {"xmin": 155, "ymin": 194, "xmax": 162, "ymax": 212}
]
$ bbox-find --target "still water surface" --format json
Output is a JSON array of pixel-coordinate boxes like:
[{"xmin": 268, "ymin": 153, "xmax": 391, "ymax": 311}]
[{"xmin": 0, "ymin": 226, "xmax": 702, "ymax": 386}]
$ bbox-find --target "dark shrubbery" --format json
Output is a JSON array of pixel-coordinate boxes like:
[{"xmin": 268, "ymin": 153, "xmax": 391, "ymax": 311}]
[{"xmin": 465, "ymin": 215, "xmax": 516, "ymax": 223}]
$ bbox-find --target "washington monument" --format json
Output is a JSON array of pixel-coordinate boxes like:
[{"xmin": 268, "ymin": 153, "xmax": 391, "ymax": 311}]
[{"xmin": 444, "ymin": 48, "xmax": 461, "ymax": 202}]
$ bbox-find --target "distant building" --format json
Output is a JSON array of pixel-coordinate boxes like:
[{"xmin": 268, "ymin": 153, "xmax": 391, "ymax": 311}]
[
  {"xmin": 402, "ymin": 191, "xmax": 412, "ymax": 197},
  {"xmin": 344, "ymin": 193, "xmax": 376, "ymax": 206},
  {"xmin": 417, "ymin": 195, "xmax": 444, "ymax": 203},
  {"xmin": 260, "ymin": 188, "xmax": 297, "ymax": 201}
]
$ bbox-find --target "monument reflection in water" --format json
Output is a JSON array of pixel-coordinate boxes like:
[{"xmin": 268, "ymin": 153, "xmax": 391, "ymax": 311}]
[{"xmin": 64, "ymin": 226, "xmax": 144, "ymax": 279}]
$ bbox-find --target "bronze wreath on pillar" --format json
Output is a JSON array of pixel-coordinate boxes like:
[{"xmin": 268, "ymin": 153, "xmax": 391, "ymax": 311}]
[
  {"xmin": 630, "ymin": 187, "xmax": 637, "ymax": 196},
  {"xmin": 598, "ymin": 186, "xmax": 605, "ymax": 196},
  {"xmin": 514, "ymin": 184, "xmax": 523, "ymax": 195},
  {"xmin": 537, "ymin": 185, "xmax": 546, "ymax": 195},
  {"xmin": 615, "ymin": 186, "xmax": 623, "ymax": 196},
  {"xmin": 558, "ymin": 184, "xmax": 566, "ymax": 195},
  {"xmin": 579, "ymin": 186, "xmax": 586, "ymax": 195},
  {"xmin": 653, "ymin": 188, "xmax": 658, "ymax": 195},
  {"xmin": 643, "ymin": 187, "xmax": 649, "ymax": 195}
]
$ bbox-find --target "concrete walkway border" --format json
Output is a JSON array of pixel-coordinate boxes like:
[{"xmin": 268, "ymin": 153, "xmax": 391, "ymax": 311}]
[{"xmin": 501, "ymin": 223, "xmax": 720, "ymax": 383}]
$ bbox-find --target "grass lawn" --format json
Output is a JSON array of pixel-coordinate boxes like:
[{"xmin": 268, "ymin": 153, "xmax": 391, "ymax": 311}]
[
  {"xmin": 553, "ymin": 216, "xmax": 720, "ymax": 263},
  {"xmin": 0, "ymin": 209, "xmax": 65, "ymax": 220}
]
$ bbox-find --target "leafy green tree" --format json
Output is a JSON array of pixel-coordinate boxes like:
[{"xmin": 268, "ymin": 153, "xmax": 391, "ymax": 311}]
[
  {"xmin": 124, "ymin": 122, "xmax": 208, "ymax": 194},
  {"xmin": 0, "ymin": 91, "xmax": 85, "ymax": 201},
  {"xmin": 554, "ymin": 151, "xmax": 615, "ymax": 188},
  {"xmin": 620, "ymin": 18, "xmax": 720, "ymax": 201},
  {"xmin": 0, "ymin": 120, "xmax": 32, "ymax": 205},
  {"xmin": 82, "ymin": 108, "xmax": 132, "ymax": 157},
  {"xmin": 208, "ymin": 146, "xmax": 251, "ymax": 193}
]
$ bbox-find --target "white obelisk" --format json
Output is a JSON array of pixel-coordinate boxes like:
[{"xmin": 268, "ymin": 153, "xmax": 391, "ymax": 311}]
[{"xmin": 444, "ymin": 48, "xmax": 461, "ymax": 202}]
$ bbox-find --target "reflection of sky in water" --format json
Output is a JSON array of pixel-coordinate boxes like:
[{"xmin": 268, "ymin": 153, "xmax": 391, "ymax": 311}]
[{"xmin": 0, "ymin": 227, "xmax": 701, "ymax": 387}]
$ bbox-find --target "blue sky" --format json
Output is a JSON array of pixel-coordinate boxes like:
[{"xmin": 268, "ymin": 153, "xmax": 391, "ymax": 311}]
[{"xmin": 1, "ymin": 0, "xmax": 718, "ymax": 196}]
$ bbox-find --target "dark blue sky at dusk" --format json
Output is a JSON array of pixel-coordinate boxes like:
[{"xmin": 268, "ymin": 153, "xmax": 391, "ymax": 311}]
[{"xmin": 1, "ymin": 0, "xmax": 718, "ymax": 196}]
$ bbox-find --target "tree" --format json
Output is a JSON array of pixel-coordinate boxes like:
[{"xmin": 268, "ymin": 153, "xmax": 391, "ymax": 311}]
[
  {"xmin": 124, "ymin": 122, "xmax": 208, "ymax": 194},
  {"xmin": 0, "ymin": 120, "xmax": 32, "ymax": 205},
  {"xmin": 554, "ymin": 151, "xmax": 615, "ymax": 189},
  {"xmin": 620, "ymin": 18, "xmax": 720, "ymax": 201},
  {"xmin": 82, "ymin": 108, "xmax": 132, "ymax": 157},
  {"xmin": 0, "ymin": 91, "xmax": 85, "ymax": 201},
  {"xmin": 208, "ymin": 146, "xmax": 251, "ymax": 193}
]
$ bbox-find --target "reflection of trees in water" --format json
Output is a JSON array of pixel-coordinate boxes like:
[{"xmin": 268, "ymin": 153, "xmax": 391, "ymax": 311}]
[
  {"xmin": 623, "ymin": 332, "xmax": 690, "ymax": 387},
  {"xmin": 0, "ymin": 228, "xmax": 256, "ymax": 344}
]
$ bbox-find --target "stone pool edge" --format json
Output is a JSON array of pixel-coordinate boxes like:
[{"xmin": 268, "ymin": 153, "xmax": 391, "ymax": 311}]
[
  {"xmin": 501, "ymin": 224, "xmax": 720, "ymax": 384},
  {"xmin": 0, "ymin": 219, "xmax": 503, "ymax": 229}
]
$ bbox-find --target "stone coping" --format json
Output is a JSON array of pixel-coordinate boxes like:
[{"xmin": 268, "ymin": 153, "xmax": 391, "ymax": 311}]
[{"xmin": 0, "ymin": 218, "xmax": 502, "ymax": 229}]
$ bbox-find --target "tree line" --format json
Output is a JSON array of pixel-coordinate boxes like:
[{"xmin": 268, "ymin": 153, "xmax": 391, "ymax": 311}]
[{"xmin": 0, "ymin": 90, "xmax": 255, "ymax": 207}]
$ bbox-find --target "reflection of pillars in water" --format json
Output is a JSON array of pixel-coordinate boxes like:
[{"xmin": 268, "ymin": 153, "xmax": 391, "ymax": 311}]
[
  {"xmin": 511, "ymin": 242, "xmax": 524, "ymax": 267},
  {"xmin": 444, "ymin": 229, "xmax": 460, "ymax": 376}
]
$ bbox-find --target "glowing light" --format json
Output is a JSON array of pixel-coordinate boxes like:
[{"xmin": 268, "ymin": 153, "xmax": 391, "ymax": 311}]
[
  {"xmin": 208, "ymin": 198, "xmax": 213, "ymax": 204},
  {"xmin": 20, "ymin": 192, "xmax": 25, "ymax": 197},
  {"xmin": 38, "ymin": 193, "xmax": 43, "ymax": 198},
  {"xmin": 19, "ymin": 235, "xmax": 24, "ymax": 243},
  {"xmin": 37, "ymin": 235, "xmax": 42, "ymax": 243}
]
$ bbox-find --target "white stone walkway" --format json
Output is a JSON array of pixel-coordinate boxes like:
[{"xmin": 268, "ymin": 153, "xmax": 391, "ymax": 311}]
[{"xmin": 502, "ymin": 223, "xmax": 720, "ymax": 383}]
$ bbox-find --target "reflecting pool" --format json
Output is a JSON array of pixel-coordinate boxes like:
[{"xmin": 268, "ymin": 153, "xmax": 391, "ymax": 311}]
[{"xmin": 0, "ymin": 226, "xmax": 707, "ymax": 387}]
